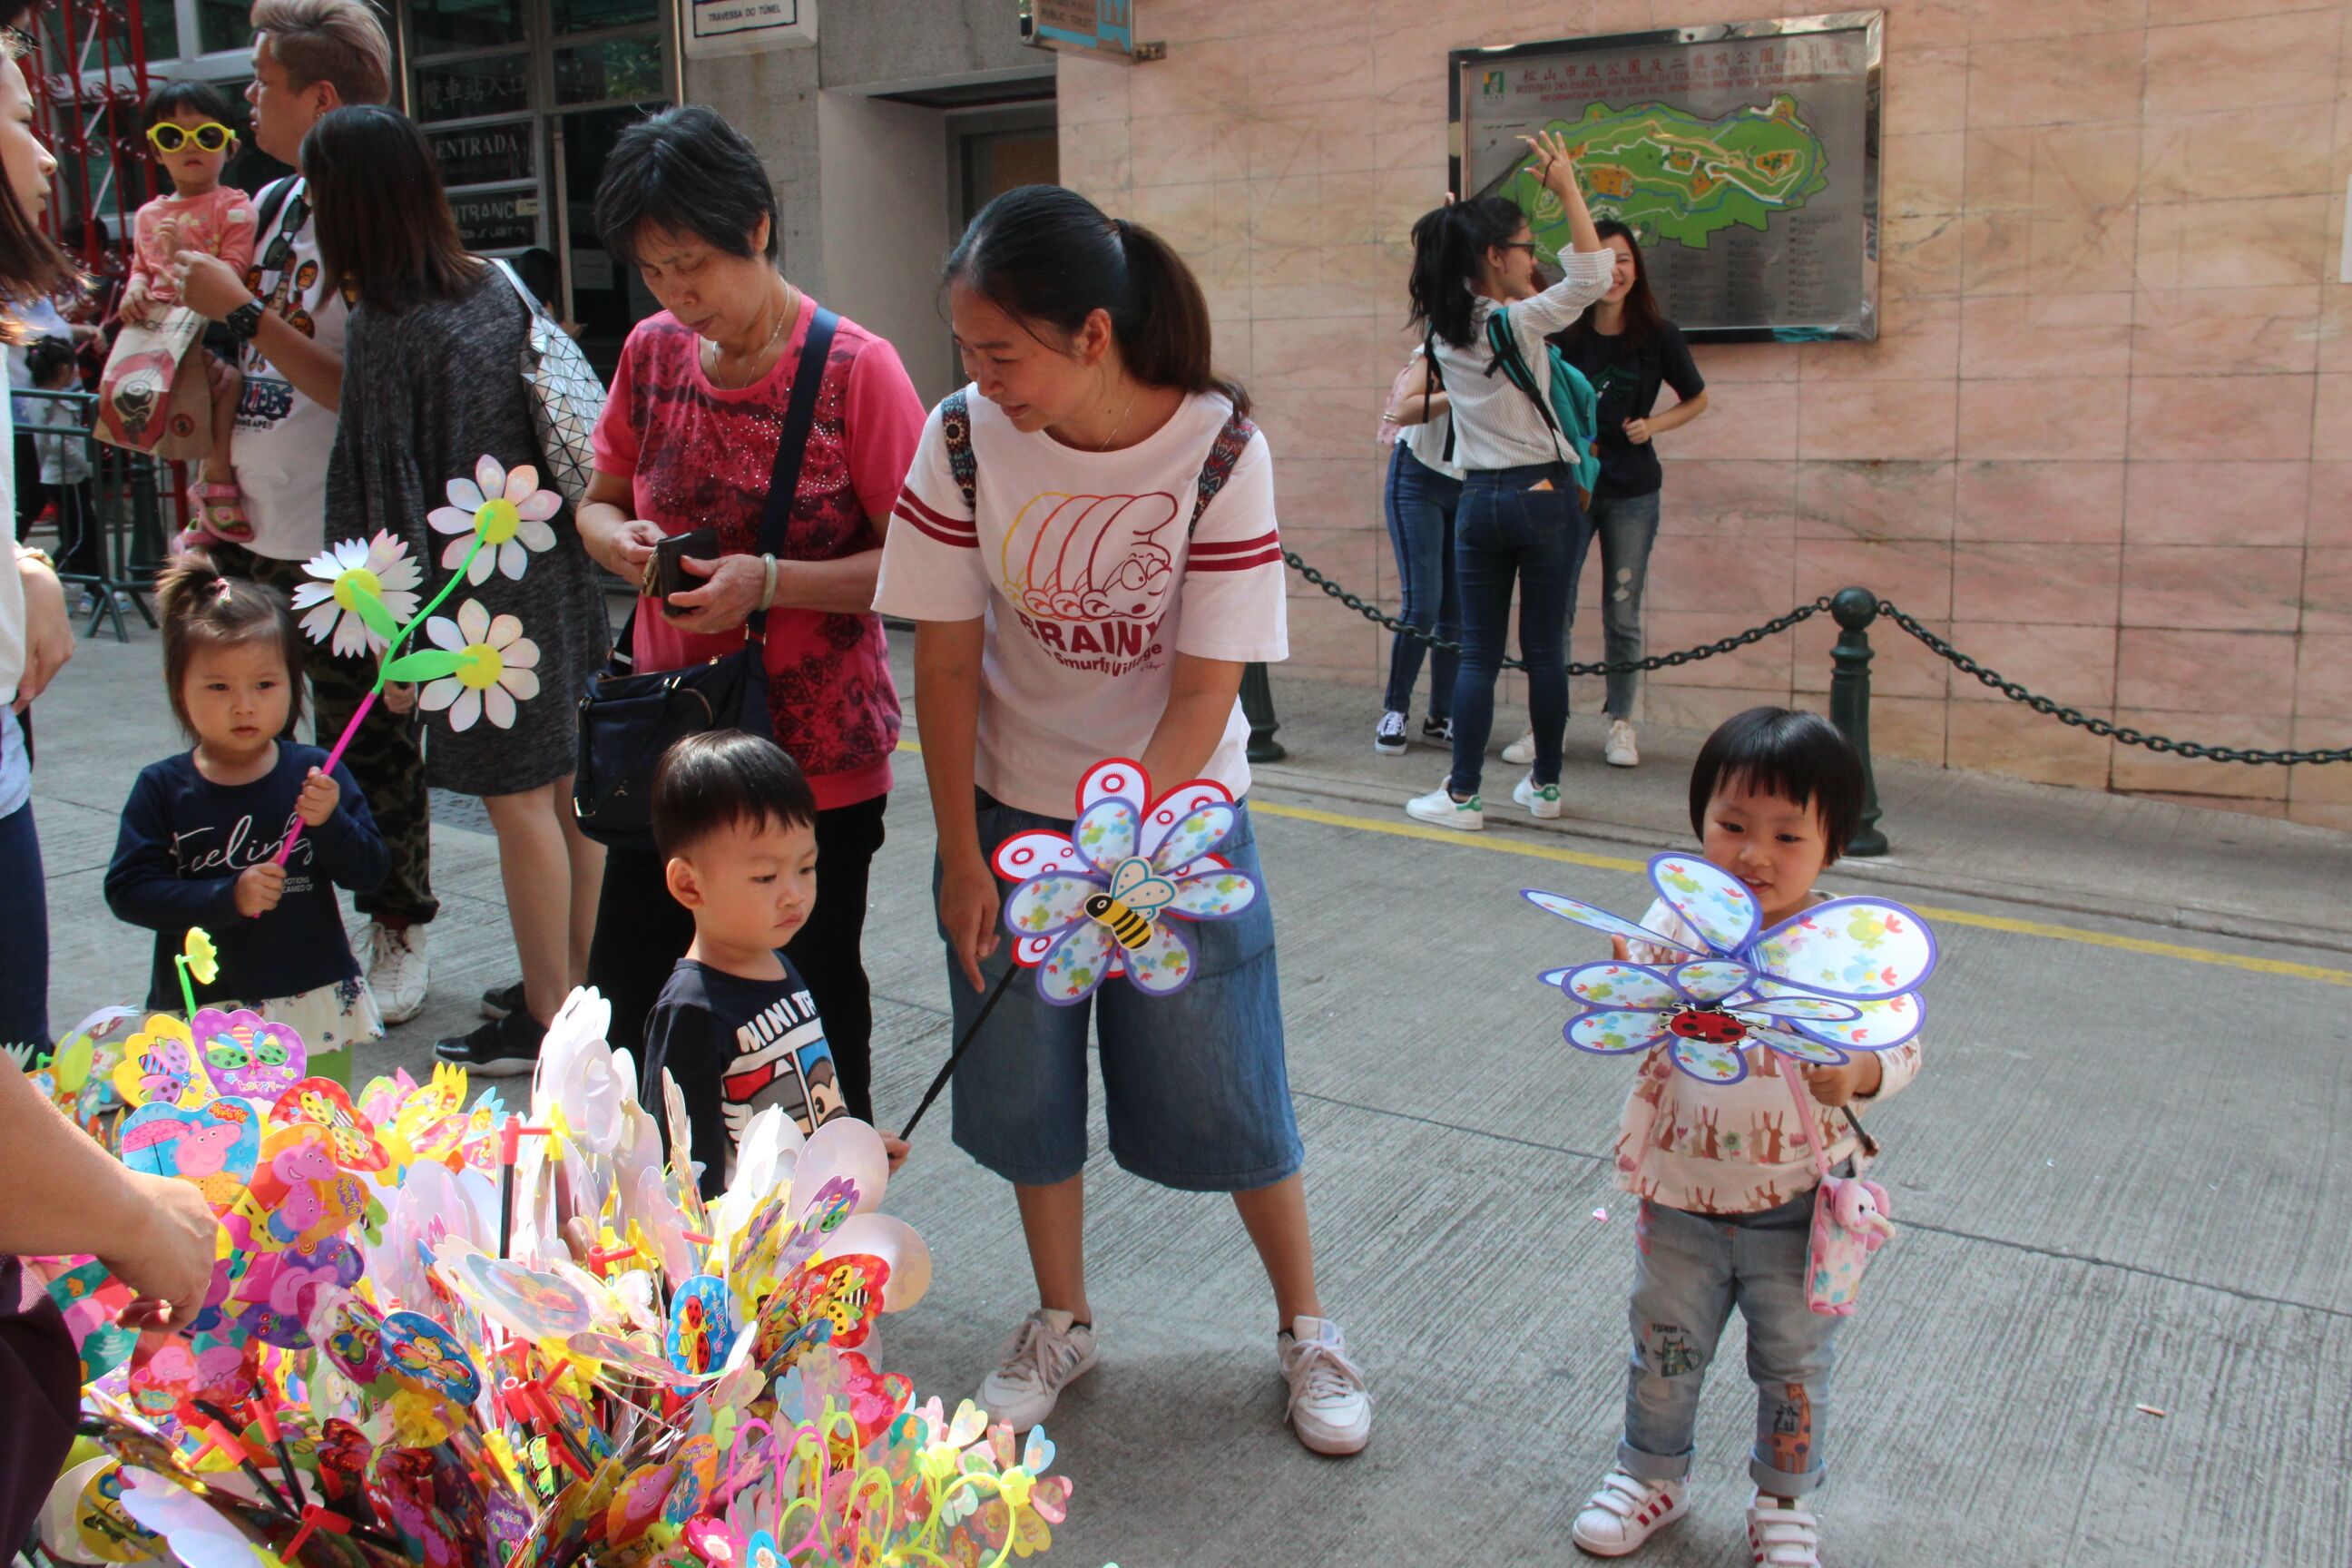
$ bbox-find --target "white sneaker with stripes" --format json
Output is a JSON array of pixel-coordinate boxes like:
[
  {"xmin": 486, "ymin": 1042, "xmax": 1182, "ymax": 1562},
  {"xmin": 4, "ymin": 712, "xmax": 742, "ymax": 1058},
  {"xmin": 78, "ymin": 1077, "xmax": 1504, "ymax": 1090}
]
[{"xmin": 1572, "ymin": 1470, "xmax": 1690, "ymax": 1557}]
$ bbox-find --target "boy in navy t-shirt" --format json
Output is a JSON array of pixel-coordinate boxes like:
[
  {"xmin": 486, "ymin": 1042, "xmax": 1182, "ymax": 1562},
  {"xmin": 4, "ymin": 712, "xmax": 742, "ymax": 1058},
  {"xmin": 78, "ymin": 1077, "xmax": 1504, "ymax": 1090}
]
[{"xmin": 639, "ymin": 731, "xmax": 900, "ymax": 1199}]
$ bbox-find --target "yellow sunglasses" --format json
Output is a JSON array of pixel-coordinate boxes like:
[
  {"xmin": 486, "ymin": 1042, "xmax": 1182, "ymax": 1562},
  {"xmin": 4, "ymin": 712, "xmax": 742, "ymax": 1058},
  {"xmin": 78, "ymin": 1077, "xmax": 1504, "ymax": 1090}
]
[{"xmin": 146, "ymin": 122, "xmax": 234, "ymax": 153}]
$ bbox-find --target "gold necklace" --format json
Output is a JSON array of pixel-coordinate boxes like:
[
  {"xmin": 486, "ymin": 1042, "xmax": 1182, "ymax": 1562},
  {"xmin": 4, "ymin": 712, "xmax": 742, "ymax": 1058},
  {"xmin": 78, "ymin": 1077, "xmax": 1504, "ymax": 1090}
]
[
  {"xmin": 1099, "ymin": 386, "xmax": 1139, "ymax": 451},
  {"xmin": 703, "ymin": 280, "xmax": 795, "ymax": 389}
]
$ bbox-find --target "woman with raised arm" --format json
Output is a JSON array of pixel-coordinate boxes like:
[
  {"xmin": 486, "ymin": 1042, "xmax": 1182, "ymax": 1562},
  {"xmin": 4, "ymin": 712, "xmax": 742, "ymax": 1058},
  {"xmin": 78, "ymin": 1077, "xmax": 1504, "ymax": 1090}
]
[{"xmin": 1399, "ymin": 132, "xmax": 1614, "ymax": 832}]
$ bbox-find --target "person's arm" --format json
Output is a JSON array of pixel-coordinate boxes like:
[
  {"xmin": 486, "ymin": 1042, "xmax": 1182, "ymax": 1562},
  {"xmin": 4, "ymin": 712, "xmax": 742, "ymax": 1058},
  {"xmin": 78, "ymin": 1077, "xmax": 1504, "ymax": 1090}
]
[
  {"xmin": 301, "ymin": 761, "xmax": 390, "ymax": 893},
  {"xmin": 914, "ymin": 617, "xmax": 997, "ymax": 992},
  {"xmin": 103, "ymin": 770, "xmax": 242, "ymax": 929},
  {"xmin": 12, "ymin": 544, "xmax": 71, "ymax": 711},
  {"xmin": 172, "ymin": 251, "xmax": 342, "ymax": 412},
  {"xmin": 1388, "ymin": 389, "xmax": 1449, "ymax": 426},
  {"xmin": 1139, "ymin": 654, "xmax": 1247, "ymax": 789},
  {"xmin": 0, "ymin": 1062, "xmax": 219, "ymax": 1324},
  {"xmin": 643, "ymin": 1004, "xmax": 729, "ymax": 1200},
  {"xmin": 666, "ymin": 538, "xmax": 887, "ymax": 626},
  {"xmin": 1623, "ymin": 387, "xmax": 1708, "ymax": 445},
  {"xmin": 1505, "ymin": 131, "xmax": 1618, "ymax": 336}
]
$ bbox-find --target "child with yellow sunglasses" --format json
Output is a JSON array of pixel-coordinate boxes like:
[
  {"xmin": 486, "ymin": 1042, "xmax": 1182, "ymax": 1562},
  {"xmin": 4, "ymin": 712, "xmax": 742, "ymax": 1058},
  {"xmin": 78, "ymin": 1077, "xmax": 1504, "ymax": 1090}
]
[{"xmin": 122, "ymin": 80, "xmax": 257, "ymax": 544}]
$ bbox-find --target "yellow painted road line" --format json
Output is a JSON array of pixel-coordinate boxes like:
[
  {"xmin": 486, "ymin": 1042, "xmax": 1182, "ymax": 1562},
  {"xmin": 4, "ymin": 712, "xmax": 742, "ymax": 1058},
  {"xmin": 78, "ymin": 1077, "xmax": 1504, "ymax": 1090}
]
[{"xmin": 1248, "ymin": 799, "xmax": 2352, "ymax": 989}]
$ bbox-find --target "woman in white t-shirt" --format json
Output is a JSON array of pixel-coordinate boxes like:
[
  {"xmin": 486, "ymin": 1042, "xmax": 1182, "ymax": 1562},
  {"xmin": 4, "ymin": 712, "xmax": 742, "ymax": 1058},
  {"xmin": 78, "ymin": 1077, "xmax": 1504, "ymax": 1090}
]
[
  {"xmin": 1401, "ymin": 132, "xmax": 1616, "ymax": 833},
  {"xmin": 874, "ymin": 183, "xmax": 1371, "ymax": 1456}
]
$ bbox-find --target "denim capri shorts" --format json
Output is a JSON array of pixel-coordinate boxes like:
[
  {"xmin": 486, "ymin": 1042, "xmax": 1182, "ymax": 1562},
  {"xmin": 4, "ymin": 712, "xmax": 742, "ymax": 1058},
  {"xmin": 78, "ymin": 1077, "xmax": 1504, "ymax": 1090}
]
[{"xmin": 938, "ymin": 791, "xmax": 1305, "ymax": 1192}]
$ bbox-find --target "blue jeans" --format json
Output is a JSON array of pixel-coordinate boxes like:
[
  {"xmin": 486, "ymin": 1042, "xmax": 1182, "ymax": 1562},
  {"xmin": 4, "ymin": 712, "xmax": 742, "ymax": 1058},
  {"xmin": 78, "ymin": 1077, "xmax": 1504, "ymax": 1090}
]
[
  {"xmin": 1617, "ymin": 1192, "xmax": 1844, "ymax": 1498},
  {"xmin": 0, "ymin": 801, "xmax": 49, "ymax": 1059},
  {"xmin": 938, "ymin": 793, "xmax": 1303, "ymax": 1192},
  {"xmin": 1446, "ymin": 463, "xmax": 1588, "ymax": 796},
  {"xmin": 1380, "ymin": 444, "xmax": 1462, "ymax": 719},
  {"xmin": 1581, "ymin": 490, "xmax": 1661, "ymax": 720}
]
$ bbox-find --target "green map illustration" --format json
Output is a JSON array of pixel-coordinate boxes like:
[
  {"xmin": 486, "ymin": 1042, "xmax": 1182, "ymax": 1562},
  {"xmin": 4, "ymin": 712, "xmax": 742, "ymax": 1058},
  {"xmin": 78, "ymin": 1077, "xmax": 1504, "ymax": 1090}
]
[{"xmin": 1502, "ymin": 93, "xmax": 1830, "ymax": 254}]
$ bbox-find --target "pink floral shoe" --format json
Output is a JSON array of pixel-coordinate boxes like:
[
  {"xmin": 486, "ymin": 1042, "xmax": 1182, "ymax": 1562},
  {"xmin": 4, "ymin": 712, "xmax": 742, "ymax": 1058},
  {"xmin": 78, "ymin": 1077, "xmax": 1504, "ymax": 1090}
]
[{"xmin": 188, "ymin": 480, "xmax": 253, "ymax": 544}]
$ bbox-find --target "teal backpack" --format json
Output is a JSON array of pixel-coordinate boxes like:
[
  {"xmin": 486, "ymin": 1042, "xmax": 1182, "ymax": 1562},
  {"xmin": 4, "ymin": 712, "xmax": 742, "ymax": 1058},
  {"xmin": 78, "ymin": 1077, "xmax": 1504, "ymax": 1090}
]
[{"xmin": 1484, "ymin": 304, "xmax": 1602, "ymax": 500}]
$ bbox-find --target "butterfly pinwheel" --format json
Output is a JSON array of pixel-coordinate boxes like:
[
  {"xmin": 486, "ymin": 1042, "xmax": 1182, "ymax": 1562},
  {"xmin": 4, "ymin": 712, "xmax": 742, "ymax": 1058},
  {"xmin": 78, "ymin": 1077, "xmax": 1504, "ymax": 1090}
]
[
  {"xmin": 1524, "ymin": 852, "xmax": 1936, "ymax": 1085},
  {"xmin": 996, "ymin": 759, "xmax": 1259, "ymax": 1005}
]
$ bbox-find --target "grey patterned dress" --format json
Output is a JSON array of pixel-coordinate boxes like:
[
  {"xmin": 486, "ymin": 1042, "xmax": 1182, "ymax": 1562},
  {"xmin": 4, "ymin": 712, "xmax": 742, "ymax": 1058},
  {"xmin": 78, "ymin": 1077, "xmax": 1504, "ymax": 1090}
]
[{"xmin": 325, "ymin": 264, "xmax": 610, "ymax": 799}]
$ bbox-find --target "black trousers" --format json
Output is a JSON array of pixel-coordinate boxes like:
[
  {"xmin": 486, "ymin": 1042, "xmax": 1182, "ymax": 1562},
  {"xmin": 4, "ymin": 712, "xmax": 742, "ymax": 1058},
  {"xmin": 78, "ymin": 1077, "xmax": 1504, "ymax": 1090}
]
[{"xmin": 587, "ymin": 792, "xmax": 887, "ymax": 1123}]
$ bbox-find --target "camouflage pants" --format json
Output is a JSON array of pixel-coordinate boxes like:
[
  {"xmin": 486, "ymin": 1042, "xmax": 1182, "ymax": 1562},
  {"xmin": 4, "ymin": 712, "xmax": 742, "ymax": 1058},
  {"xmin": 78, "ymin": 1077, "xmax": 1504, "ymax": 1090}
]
[{"xmin": 211, "ymin": 542, "xmax": 439, "ymax": 926}]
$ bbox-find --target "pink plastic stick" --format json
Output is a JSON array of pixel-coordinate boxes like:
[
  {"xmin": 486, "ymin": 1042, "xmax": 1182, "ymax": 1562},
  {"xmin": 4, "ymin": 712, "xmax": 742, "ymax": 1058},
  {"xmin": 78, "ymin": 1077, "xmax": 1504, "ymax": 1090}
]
[{"xmin": 273, "ymin": 688, "xmax": 378, "ymax": 866}]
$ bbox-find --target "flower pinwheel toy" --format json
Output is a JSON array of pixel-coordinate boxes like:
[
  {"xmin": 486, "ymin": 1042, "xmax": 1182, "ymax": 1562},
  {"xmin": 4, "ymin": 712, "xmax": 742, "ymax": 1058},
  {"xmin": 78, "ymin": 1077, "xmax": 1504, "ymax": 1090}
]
[
  {"xmin": 998, "ymin": 759, "xmax": 1259, "ymax": 1004},
  {"xmin": 1526, "ymin": 854, "xmax": 1937, "ymax": 1314},
  {"xmin": 278, "ymin": 456, "xmax": 558, "ymax": 864},
  {"xmin": 897, "ymin": 760, "xmax": 1259, "ymax": 1141}
]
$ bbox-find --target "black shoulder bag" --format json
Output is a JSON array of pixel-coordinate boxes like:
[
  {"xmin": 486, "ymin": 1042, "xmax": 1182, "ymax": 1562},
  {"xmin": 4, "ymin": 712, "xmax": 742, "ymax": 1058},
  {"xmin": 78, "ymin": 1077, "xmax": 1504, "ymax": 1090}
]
[{"xmin": 572, "ymin": 306, "xmax": 839, "ymax": 851}]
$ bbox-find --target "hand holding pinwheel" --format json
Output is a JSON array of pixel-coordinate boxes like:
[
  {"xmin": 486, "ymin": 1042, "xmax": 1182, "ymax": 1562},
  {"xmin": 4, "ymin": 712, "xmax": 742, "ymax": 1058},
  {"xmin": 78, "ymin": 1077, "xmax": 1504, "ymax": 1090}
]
[{"xmin": 1527, "ymin": 852, "xmax": 1936, "ymax": 1086}]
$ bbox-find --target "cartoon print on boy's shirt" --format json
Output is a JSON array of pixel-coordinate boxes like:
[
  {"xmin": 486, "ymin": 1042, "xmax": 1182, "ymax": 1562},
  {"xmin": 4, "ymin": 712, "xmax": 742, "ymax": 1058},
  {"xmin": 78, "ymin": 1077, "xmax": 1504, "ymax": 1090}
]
[
  {"xmin": 997, "ymin": 487, "xmax": 1182, "ymax": 676},
  {"xmin": 720, "ymin": 989, "xmax": 846, "ymax": 1145}
]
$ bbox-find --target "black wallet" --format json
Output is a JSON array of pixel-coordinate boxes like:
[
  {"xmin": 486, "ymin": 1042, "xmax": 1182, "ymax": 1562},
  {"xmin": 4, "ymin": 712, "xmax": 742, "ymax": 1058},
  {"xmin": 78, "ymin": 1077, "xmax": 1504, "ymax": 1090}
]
[{"xmin": 644, "ymin": 527, "xmax": 721, "ymax": 609}]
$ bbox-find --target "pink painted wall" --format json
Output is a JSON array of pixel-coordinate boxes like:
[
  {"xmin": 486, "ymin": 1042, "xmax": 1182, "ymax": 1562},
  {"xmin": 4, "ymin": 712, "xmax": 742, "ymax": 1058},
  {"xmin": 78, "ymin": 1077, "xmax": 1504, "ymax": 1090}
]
[{"xmin": 1053, "ymin": 0, "xmax": 2352, "ymax": 826}]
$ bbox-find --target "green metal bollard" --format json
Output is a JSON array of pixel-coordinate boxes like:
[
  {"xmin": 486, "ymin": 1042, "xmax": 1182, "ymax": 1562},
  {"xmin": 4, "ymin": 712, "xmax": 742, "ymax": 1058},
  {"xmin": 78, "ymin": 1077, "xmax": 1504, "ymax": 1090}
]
[
  {"xmin": 1827, "ymin": 586, "xmax": 1889, "ymax": 858},
  {"xmin": 1240, "ymin": 660, "xmax": 1286, "ymax": 763}
]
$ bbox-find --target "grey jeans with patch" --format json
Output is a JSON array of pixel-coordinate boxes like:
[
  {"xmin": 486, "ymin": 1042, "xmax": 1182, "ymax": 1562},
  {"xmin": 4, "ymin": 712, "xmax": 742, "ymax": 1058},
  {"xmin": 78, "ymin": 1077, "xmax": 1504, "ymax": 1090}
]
[
  {"xmin": 1617, "ymin": 1191, "xmax": 1842, "ymax": 1498},
  {"xmin": 1580, "ymin": 490, "xmax": 1661, "ymax": 720}
]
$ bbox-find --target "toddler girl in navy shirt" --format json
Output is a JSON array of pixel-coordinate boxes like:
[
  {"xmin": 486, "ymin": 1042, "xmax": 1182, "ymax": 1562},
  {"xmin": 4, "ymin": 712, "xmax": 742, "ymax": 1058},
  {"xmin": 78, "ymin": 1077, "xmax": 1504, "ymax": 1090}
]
[{"xmin": 104, "ymin": 555, "xmax": 388, "ymax": 1083}]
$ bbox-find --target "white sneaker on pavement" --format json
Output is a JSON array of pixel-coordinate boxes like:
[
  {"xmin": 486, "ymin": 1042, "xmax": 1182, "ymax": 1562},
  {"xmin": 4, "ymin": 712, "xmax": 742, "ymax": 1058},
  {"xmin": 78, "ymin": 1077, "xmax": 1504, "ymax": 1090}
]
[
  {"xmin": 1405, "ymin": 783, "xmax": 1483, "ymax": 831},
  {"xmin": 1373, "ymin": 710, "xmax": 1409, "ymax": 755},
  {"xmin": 1501, "ymin": 728, "xmax": 1536, "ymax": 765},
  {"xmin": 1605, "ymin": 719, "xmax": 1641, "ymax": 768},
  {"xmin": 1279, "ymin": 1316, "xmax": 1370, "ymax": 1455},
  {"xmin": 1747, "ymin": 1490, "xmax": 1823, "ymax": 1567},
  {"xmin": 1572, "ymin": 1470, "xmax": 1690, "ymax": 1557},
  {"xmin": 1513, "ymin": 773, "xmax": 1563, "ymax": 819},
  {"xmin": 365, "ymin": 921, "xmax": 429, "ymax": 1024},
  {"xmin": 976, "ymin": 1308, "xmax": 1097, "ymax": 1432}
]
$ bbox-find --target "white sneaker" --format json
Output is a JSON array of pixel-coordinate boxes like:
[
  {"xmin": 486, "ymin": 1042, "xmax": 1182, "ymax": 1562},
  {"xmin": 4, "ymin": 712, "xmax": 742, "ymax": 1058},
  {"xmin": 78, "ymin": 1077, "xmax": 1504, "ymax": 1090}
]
[
  {"xmin": 1501, "ymin": 729, "xmax": 1536, "ymax": 765},
  {"xmin": 976, "ymin": 1308, "xmax": 1097, "ymax": 1432},
  {"xmin": 1513, "ymin": 773, "xmax": 1563, "ymax": 819},
  {"xmin": 1373, "ymin": 710, "xmax": 1409, "ymax": 755},
  {"xmin": 1405, "ymin": 783, "xmax": 1483, "ymax": 831},
  {"xmin": 1279, "ymin": 1316, "xmax": 1370, "ymax": 1455},
  {"xmin": 1572, "ymin": 1470, "xmax": 1690, "ymax": 1557},
  {"xmin": 1606, "ymin": 719, "xmax": 1641, "ymax": 768},
  {"xmin": 1748, "ymin": 1490, "xmax": 1823, "ymax": 1567},
  {"xmin": 365, "ymin": 921, "xmax": 430, "ymax": 1024}
]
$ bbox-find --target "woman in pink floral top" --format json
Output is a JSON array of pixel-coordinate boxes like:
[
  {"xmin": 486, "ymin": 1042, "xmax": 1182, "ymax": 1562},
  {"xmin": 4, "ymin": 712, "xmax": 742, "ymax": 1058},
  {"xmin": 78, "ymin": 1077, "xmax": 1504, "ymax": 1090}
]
[{"xmin": 576, "ymin": 107, "xmax": 924, "ymax": 1119}]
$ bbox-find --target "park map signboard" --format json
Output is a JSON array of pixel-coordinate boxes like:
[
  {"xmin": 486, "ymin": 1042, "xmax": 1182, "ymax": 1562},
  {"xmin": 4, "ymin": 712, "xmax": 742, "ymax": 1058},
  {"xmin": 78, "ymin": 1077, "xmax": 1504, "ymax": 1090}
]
[{"xmin": 1451, "ymin": 12, "xmax": 1883, "ymax": 341}]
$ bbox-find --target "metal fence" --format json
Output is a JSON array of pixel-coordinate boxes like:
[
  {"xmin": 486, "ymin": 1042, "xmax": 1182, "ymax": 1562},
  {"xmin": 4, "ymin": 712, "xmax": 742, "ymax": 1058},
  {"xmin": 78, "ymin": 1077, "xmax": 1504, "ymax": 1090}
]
[{"xmin": 13, "ymin": 385, "xmax": 171, "ymax": 643}]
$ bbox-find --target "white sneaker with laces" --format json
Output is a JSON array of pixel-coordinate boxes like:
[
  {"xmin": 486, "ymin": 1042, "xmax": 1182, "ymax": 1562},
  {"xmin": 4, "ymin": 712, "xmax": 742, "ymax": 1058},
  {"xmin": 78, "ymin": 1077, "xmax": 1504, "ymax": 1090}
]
[
  {"xmin": 1501, "ymin": 728, "xmax": 1536, "ymax": 765},
  {"xmin": 1572, "ymin": 1470, "xmax": 1690, "ymax": 1557},
  {"xmin": 1747, "ymin": 1490, "xmax": 1823, "ymax": 1567},
  {"xmin": 1279, "ymin": 1316, "xmax": 1370, "ymax": 1455},
  {"xmin": 365, "ymin": 921, "xmax": 429, "ymax": 1024},
  {"xmin": 1513, "ymin": 773, "xmax": 1563, "ymax": 819},
  {"xmin": 1373, "ymin": 710, "xmax": 1409, "ymax": 755},
  {"xmin": 976, "ymin": 1308, "xmax": 1097, "ymax": 1432},
  {"xmin": 1605, "ymin": 719, "xmax": 1641, "ymax": 768},
  {"xmin": 1405, "ymin": 783, "xmax": 1483, "ymax": 831}
]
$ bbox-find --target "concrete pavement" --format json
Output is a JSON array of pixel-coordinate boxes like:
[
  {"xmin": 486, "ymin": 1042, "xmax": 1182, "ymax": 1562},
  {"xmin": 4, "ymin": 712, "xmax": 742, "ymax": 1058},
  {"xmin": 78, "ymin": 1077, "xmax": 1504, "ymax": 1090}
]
[{"xmin": 23, "ymin": 626, "xmax": 2352, "ymax": 1567}]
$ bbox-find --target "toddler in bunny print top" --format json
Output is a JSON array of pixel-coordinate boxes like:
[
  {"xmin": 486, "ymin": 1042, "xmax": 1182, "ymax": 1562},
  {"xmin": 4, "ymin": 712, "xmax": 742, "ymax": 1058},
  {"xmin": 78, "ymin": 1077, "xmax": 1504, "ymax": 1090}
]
[{"xmin": 1572, "ymin": 709, "xmax": 1922, "ymax": 1568}]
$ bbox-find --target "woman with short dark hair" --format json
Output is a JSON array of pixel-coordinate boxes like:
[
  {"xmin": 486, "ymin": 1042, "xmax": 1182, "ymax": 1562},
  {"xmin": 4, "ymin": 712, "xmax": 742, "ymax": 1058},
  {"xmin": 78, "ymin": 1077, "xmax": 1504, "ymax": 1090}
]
[
  {"xmin": 310, "ymin": 104, "xmax": 612, "ymax": 1073},
  {"xmin": 575, "ymin": 105, "xmax": 926, "ymax": 1118}
]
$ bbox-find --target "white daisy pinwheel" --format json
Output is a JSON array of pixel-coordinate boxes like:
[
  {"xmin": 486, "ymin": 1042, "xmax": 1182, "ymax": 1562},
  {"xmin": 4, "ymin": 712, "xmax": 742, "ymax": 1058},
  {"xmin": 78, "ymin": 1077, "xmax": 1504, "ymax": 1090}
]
[
  {"xmin": 289, "ymin": 532, "xmax": 421, "ymax": 656},
  {"xmin": 414, "ymin": 598, "xmax": 541, "ymax": 731},
  {"xmin": 426, "ymin": 455, "xmax": 561, "ymax": 584},
  {"xmin": 1524, "ymin": 852, "xmax": 1938, "ymax": 1086}
]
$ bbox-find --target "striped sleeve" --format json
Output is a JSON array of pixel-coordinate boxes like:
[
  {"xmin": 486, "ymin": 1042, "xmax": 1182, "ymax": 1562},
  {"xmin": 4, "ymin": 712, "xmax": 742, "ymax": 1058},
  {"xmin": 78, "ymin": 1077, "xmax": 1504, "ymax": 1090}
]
[
  {"xmin": 1173, "ymin": 427, "xmax": 1288, "ymax": 662},
  {"xmin": 873, "ymin": 399, "xmax": 989, "ymax": 622}
]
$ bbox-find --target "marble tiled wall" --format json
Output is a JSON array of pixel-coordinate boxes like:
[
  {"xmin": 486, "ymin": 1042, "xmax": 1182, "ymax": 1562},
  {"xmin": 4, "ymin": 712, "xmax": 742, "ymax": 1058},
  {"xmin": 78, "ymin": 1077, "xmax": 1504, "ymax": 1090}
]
[{"xmin": 1055, "ymin": 0, "xmax": 2352, "ymax": 825}]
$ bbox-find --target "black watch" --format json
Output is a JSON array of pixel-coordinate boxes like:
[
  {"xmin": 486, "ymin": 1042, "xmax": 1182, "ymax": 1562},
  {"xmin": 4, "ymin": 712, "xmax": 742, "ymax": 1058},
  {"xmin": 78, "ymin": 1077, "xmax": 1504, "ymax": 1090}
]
[{"xmin": 225, "ymin": 299, "xmax": 266, "ymax": 340}]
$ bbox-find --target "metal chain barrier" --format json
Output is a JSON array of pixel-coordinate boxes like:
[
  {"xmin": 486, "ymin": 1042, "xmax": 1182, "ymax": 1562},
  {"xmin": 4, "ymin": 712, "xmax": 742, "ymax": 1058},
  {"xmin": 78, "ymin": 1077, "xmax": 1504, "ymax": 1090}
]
[
  {"xmin": 1279, "ymin": 545, "xmax": 2348, "ymax": 766},
  {"xmin": 1873, "ymin": 600, "xmax": 2350, "ymax": 766},
  {"xmin": 1282, "ymin": 547, "xmax": 1828, "ymax": 675}
]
